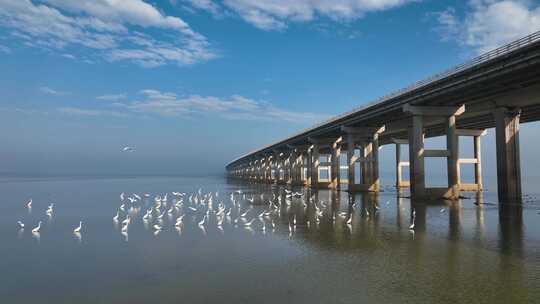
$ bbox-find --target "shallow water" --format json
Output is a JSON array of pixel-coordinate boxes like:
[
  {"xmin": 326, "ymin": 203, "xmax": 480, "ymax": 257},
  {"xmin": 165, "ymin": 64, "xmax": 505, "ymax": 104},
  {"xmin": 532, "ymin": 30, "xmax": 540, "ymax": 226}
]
[{"xmin": 0, "ymin": 176, "xmax": 539, "ymax": 304}]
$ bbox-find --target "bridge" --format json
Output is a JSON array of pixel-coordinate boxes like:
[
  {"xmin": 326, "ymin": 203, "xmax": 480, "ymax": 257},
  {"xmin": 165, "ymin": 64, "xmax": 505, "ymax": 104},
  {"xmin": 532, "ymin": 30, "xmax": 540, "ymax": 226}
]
[{"xmin": 226, "ymin": 31, "xmax": 540, "ymax": 203}]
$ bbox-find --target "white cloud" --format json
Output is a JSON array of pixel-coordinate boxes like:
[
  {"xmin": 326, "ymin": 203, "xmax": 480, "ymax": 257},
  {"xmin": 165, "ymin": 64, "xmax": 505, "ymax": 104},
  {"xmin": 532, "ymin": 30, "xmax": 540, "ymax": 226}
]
[
  {"xmin": 61, "ymin": 89, "xmax": 327, "ymax": 123},
  {"xmin": 181, "ymin": 0, "xmax": 415, "ymax": 30},
  {"xmin": 433, "ymin": 1, "xmax": 540, "ymax": 54},
  {"xmin": 58, "ymin": 107, "xmax": 128, "ymax": 117},
  {"xmin": 181, "ymin": 0, "xmax": 223, "ymax": 17},
  {"xmin": 39, "ymin": 86, "xmax": 69, "ymax": 96},
  {"xmin": 96, "ymin": 93, "xmax": 127, "ymax": 101},
  {"xmin": 0, "ymin": 0, "xmax": 217, "ymax": 67}
]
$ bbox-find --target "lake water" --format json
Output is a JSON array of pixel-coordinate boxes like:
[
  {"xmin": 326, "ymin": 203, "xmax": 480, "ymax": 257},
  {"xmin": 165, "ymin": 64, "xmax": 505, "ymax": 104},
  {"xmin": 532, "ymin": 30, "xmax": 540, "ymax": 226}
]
[{"xmin": 0, "ymin": 175, "xmax": 539, "ymax": 303}]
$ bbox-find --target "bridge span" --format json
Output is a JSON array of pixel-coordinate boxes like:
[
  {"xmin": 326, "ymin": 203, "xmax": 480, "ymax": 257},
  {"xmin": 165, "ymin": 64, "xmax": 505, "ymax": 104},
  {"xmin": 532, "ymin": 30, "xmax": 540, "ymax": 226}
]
[{"xmin": 226, "ymin": 31, "xmax": 540, "ymax": 203}]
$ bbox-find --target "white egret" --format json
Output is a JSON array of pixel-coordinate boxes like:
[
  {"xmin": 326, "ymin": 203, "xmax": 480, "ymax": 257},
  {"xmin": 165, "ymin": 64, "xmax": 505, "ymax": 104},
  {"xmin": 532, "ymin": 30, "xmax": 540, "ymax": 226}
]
[
  {"xmin": 244, "ymin": 218, "xmax": 256, "ymax": 227},
  {"xmin": 73, "ymin": 221, "xmax": 82, "ymax": 233},
  {"xmin": 143, "ymin": 210, "xmax": 151, "ymax": 220},
  {"xmin": 26, "ymin": 199, "xmax": 32, "ymax": 208},
  {"xmin": 198, "ymin": 215, "xmax": 207, "ymax": 226},
  {"xmin": 46, "ymin": 203, "xmax": 54, "ymax": 215},
  {"xmin": 32, "ymin": 221, "xmax": 42, "ymax": 233},
  {"xmin": 409, "ymin": 210, "xmax": 416, "ymax": 230}
]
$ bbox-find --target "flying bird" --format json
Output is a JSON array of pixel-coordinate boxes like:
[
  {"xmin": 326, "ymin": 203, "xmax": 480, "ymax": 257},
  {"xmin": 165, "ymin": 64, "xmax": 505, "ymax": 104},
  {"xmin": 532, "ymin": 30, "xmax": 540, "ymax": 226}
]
[{"xmin": 122, "ymin": 146, "xmax": 135, "ymax": 152}]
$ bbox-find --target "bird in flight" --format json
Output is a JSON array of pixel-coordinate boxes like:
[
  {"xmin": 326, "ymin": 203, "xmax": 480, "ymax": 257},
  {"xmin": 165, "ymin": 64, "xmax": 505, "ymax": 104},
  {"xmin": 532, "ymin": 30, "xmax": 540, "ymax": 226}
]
[{"xmin": 122, "ymin": 146, "xmax": 135, "ymax": 152}]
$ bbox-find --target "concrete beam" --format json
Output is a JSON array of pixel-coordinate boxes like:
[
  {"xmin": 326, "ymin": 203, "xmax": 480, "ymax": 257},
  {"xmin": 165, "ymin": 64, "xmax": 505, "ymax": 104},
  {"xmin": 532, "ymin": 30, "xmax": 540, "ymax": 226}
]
[
  {"xmin": 456, "ymin": 129, "xmax": 487, "ymax": 137},
  {"xmin": 341, "ymin": 125, "xmax": 385, "ymax": 135},
  {"xmin": 403, "ymin": 104, "xmax": 465, "ymax": 117}
]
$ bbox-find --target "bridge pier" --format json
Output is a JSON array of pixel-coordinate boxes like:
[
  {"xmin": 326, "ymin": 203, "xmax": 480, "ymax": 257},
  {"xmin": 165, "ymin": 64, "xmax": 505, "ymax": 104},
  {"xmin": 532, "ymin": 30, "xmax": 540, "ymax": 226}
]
[
  {"xmin": 456, "ymin": 129, "xmax": 486, "ymax": 191},
  {"xmin": 265, "ymin": 157, "xmax": 270, "ymax": 182},
  {"xmin": 284, "ymin": 152, "xmax": 291, "ymax": 185},
  {"xmin": 331, "ymin": 140, "xmax": 341, "ymax": 189},
  {"xmin": 308, "ymin": 137, "xmax": 341, "ymax": 190},
  {"xmin": 285, "ymin": 147, "xmax": 298, "ymax": 186},
  {"xmin": 287, "ymin": 145, "xmax": 308, "ymax": 186},
  {"xmin": 342, "ymin": 126, "xmax": 383, "ymax": 193},
  {"xmin": 404, "ymin": 104, "xmax": 465, "ymax": 200},
  {"xmin": 392, "ymin": 138, "xmax": 410, "ymax": 188},
  {"xmin": 272, "ymin": 150, "xmax": 280, "ymax": 184},
  {"xmin": 494, "ymin": 107, "xmax": 522, "ymax": 204},
  {"xmin": 263, "ymin": 155, "xmax": 272, "ymax": 183},
  {"xmin": 310, "ymin": 142, "xmax": 319, "ymax": 188}
]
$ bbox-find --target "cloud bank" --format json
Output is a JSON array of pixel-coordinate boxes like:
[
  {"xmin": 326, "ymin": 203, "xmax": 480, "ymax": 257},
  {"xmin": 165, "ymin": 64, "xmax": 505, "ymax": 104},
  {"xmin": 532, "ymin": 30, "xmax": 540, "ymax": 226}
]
[
  {"xmin": 433, "ymin": 0, "xmax": 540, "ymax": 54},
  {"xmin": 181, "ymin": 0, "xmax": 415, "ymax": 30},
  {"xmin": 0, "ymin": 0, "xmax": 218, "ymax": 67},
  {"xmin": 60, "ymin": 89, "xmax": 328, "ymax": 123}
]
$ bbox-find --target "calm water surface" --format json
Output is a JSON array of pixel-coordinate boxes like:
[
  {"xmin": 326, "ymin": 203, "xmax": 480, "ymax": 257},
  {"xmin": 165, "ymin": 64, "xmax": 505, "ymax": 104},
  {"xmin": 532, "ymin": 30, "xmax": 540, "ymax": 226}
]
[{"xmin": 0, "ymin": 176, "xmax": 539, "ymax": 303}]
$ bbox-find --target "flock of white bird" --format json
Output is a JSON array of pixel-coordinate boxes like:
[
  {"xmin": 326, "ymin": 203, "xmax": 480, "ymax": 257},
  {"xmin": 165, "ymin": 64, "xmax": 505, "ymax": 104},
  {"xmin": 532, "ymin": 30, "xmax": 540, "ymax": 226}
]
[
  {"xmin": 17, "ymin": 187, "xmax": 419, "ymax": 243},
  {"xmin": 17, "ymin": 199, "xmax": 83, "ymax": 241},
  {"xmin": 109, "ymin": 186, "xmax": 419, "ymax": 243}
]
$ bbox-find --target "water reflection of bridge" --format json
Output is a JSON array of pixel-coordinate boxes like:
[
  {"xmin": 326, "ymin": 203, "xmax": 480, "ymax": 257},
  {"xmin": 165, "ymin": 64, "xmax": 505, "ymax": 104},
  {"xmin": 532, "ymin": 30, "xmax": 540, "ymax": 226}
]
[{"xmin": 227, "ymin": 31, "xmax": 540, "ymax": 207}]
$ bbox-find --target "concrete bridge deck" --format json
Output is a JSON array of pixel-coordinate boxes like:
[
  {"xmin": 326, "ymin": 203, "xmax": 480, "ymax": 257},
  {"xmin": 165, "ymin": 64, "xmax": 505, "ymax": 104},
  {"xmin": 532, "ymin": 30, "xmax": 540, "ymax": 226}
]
[{"xmin": 226, "ymin": 31, "xmax": 540, "ymax": 203}]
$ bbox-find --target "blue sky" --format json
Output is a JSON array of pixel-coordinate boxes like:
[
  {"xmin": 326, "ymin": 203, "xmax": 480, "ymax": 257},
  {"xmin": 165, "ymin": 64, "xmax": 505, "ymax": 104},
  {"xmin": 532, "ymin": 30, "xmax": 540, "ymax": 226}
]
[{"xmin": 1, "ymin": 0, "xmax": 540, "ymax": 177}]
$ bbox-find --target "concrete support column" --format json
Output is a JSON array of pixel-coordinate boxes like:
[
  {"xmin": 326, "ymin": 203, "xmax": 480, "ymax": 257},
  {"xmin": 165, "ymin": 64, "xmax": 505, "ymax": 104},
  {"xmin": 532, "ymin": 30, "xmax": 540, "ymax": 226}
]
[
  {"xmin": 287, "ymin": 150, "xmax": 296, "ymax": 185},
  {"xmin": 396, "ymin": 143, "xmax": 402, "ymax": 188},
  {"xmin": 360, "ymin": 145, "xmax": 367, "ymax": 184},
  {"xmin": 273, "ymin": 151, "xmax": 280, "ymax": 184},
  {"xmin": 292, "ymin": 151, "xmax": 303, "ymax": 185},
  {"xmin": 371, "ymin": 132, "xmax": 380, "ymax": 191},
  {"xmin": 311, "ymin": 144, "xmax": 320, "ymax": 188},
  {"xmin": 331, "ymin": 141, "xmax": 341, "ymax": 189},
  {"xmin": 347, "ymin": 134, "xmax": 355, "ymax": 186},
  {"xmin": 298, "ymin": 153, "xmax": 304, "ymax": 183},
  {"xmin": 266, "ymin": 156, "xmax": 273, "ymax": 183},
  {"xmin": 306, "ymin": 147, "xmax": 312, "ymax": 186},
  {"xmin": 259, "ymin": 158, "xmax": 264, "ymax": 181},
  {"xmin": 409, "ymin": 115, "xmax": 425, "ymax": 198},
  {"xmin": 474, "ymin": 136, "xmax": 483, "ymax": 190},
  {"xmin": 494, "ymin": 108, "xmax": 522, "ymax": 204},
  {"xmin": 447, "ymin": 115, "xmax": 460, "ymax": 198},
  {"xmin": 362, "ymin": 142, "xmax": 373, "ymax": 185},
  {"xmin": 283, "ymin": 155, "xmax": 290, "ymax": 184}
]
